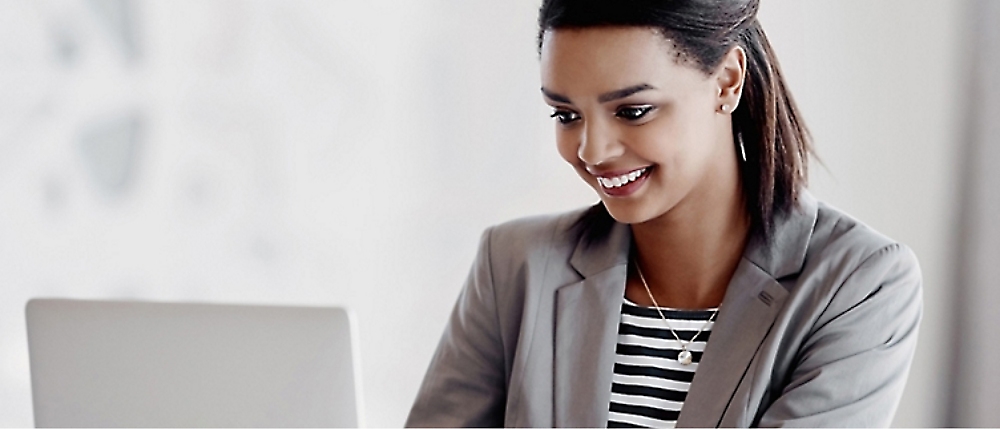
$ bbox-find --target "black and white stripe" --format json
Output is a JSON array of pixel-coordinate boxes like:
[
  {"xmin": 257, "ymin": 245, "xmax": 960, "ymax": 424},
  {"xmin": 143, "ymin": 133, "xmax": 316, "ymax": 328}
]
[{"xmin": 607, "ymin": 299, "xmax": 717, "ymax": 429}]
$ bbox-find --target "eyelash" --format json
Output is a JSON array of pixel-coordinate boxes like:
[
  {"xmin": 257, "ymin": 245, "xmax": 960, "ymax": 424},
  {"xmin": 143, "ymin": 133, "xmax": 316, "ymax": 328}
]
[
  {"xmin": 616, "ymin": 105, "xmax": 655, "ymax": 121},
  {"xmin": 549, "ymin": 110, "xmax": 580, "ymax": 125},
  {"xmin": 549, "ymin": 105, "xmax": 655, "ymax": 125}
]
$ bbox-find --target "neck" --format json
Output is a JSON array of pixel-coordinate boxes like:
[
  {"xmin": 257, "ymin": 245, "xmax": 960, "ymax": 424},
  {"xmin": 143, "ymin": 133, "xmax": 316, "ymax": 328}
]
[{"xmin": 629, "ymin": 167, "xmax": 749, "ymax": 310}]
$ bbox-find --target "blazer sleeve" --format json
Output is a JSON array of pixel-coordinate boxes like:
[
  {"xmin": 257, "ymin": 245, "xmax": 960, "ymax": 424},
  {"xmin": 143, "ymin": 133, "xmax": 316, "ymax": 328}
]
[
  {"xmin": 406, "ymin": 227, "xmax": 507, "ymax": 428},
  {"xmin": 757, "ymin": 243, "xmax": 923, "ymax": 427}
]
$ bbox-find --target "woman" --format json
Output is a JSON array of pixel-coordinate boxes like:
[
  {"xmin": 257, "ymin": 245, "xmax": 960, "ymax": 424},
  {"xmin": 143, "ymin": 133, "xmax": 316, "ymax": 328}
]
[{"xmin": 407, "ymin": 0, "xmax": 922, "ymax": 427}]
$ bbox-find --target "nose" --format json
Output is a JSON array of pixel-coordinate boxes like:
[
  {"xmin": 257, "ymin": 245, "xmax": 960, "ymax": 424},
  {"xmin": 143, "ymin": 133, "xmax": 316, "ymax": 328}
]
[{"xmin": 577, "ymin": 118, "xmax": 624, "ymax": 167}]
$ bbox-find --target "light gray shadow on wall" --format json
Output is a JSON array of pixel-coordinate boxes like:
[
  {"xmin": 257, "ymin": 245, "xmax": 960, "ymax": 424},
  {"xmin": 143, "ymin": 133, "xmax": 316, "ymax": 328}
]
[
  {"xmin": 77, "ymin": 112, "xmax": 143, "ymax": 199},
  {"xmin": 86, "ymin": 0, "xmax": 140, "ymax": 61},
  {"xmin": 948, "ymin": 0, "xmax": 1000, "ymax": 426}
]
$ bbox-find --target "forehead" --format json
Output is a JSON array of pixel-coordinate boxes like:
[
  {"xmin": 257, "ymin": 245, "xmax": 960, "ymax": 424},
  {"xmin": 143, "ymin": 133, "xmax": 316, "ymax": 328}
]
[{"xmin": 540, "ymin": 27, "xmax": 704, "ymax": 97}]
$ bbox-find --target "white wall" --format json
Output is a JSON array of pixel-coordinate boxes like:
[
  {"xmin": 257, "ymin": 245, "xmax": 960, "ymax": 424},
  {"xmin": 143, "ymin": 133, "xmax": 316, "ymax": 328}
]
[{"xmin": 0, "ymin": 0, "xmax": 964, "ymax": 426}]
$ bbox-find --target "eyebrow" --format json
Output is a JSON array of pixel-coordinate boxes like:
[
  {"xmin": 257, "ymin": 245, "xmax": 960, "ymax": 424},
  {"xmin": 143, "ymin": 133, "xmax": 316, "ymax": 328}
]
[
  {"xmin": 540, "ymin": 83, "xmax": 657, "ymax": 104},
  {"xmin": 540, "ymin": 87, "xmax": 572, "ymax": 103}
]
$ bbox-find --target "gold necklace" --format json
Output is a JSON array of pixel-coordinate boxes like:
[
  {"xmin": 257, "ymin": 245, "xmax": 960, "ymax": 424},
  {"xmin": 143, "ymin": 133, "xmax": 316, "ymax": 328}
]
[{"xmin": 634, "ymin": 261, "xmax": 718, "ymax": 365}]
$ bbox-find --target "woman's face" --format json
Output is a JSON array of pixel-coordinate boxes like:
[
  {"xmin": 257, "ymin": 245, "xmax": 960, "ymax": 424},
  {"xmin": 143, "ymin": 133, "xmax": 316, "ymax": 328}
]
[{"xmin": 540, "ymin": 27, "xmax": 741, "ymax": 226}]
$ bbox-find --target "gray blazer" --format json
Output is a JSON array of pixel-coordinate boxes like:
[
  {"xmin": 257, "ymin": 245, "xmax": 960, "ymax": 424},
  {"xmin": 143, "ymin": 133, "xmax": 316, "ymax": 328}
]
[{"xmin": 407, "ymin": 192, "xmax": 922, "ymax": 427}]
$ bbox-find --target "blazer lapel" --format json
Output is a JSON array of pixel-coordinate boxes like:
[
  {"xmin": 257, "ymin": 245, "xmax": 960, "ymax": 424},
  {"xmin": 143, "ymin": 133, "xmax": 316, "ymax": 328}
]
[
  {"xmin": 554, "ymin": 267, "xmax": 627, "ymax": 427},
  {"xmin": 553, "ymin": 221, "xmax": 631, "ymax": 428},
  {"xmin": 675, "ymin": 260, "xmax": 788, "ymax": 427}
]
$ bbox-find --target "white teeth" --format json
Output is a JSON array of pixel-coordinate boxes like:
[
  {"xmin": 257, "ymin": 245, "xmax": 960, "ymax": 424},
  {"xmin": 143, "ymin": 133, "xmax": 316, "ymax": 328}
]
[{"xmin": 598, "ymin": 168, "xmax": 647, "ymax": 189}]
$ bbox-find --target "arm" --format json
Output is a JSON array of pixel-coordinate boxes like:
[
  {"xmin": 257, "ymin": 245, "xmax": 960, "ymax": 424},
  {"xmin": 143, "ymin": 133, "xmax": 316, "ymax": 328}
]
[
  {"xmin": 757, "ymin": 243, "xmax": 923, "ymax": 427},
  {"xmin": 406, "ymin": 227, "xmax": 508, "ymax": 428}
]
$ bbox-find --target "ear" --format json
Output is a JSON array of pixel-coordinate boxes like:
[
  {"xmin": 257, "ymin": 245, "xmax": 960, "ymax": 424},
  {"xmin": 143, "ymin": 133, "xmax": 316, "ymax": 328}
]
[{"xmin": 714, "ymin": 46, "xmax": 747, "ymax": 114}]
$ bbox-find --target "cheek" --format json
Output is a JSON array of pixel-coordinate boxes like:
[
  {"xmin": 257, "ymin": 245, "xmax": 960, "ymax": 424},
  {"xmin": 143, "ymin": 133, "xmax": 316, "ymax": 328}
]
[
  {"xmin": 625, "ymin": 121, "xmax": 677, "ymax": 164},
  {"xmin": 643, "ymin": 111, "xmax": 712, "ymax": 164},
  {"xmin": 555, "ymin": 130, "xmax": 580, "ymax": 166}
]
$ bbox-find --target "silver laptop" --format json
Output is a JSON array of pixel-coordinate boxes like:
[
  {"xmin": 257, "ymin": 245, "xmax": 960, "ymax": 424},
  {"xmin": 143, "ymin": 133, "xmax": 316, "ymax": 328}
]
[{"xmin": 26, "ymin": 298, "xmax": 362, "ymax": 428}]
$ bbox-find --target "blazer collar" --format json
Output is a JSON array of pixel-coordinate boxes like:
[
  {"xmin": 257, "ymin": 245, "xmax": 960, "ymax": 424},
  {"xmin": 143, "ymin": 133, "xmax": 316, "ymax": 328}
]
[
  {"xmin": 555, "ymin": 191, "xmax": 819, "ymax": 427},
  {"xmin": 568, "ymin": 217, "xmax": 632, "ymax": 279},
  {"xmin": 742, "ymin": 190, "xmax": 820, "ymax": 279}
]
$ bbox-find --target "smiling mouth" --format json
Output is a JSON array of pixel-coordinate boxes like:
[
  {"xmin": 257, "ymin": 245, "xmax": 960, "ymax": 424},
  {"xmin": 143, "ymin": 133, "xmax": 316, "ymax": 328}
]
[{"xmin": 596, "ymin": 167, "xmax": 649, "ymax": 189}]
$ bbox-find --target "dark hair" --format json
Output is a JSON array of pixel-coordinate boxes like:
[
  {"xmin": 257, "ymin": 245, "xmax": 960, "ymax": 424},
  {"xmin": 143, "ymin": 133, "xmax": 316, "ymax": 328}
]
[{"xmin": 538, "ymin": 0, "xmax": 813, "ymax": 244}]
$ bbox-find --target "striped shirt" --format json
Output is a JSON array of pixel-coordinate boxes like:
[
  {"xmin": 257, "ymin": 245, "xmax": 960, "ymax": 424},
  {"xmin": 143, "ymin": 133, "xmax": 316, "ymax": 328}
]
[{"xmin": 608, "ymin": 299, "xmax": 717, "ymax": 428}]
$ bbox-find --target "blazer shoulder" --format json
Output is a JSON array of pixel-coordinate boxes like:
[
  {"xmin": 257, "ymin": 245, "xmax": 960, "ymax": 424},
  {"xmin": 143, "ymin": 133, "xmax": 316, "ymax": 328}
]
[
  {"xmin": 809, "ymin": 200, "xmax": 916, "ymax": 264},
  {"xmin": 800, "ymin": 199, "xmax": 922, "ymax": 312}
]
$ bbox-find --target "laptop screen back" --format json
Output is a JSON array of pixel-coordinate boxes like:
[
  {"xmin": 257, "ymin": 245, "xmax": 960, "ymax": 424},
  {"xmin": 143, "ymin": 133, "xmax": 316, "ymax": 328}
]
[{"xmin": 26, "ymin": 299, "xmax": 361, "ymax": 428}]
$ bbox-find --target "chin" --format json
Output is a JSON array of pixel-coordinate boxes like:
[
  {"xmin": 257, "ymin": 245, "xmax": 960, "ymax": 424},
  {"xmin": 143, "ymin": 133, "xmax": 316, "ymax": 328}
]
[{"xmin": 601, "ymin": 199, "xmax": 661, "ymax": 225}]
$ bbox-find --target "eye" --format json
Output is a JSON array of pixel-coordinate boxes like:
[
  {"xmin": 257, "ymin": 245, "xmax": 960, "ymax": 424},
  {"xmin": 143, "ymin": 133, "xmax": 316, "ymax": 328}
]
[
  {"xmin": 616, "ymin": 105, "xmax": 655, "ymax": 121},
  {"xmin": 550, "ymin": 109, "xmax": 581, "ymax": 125}
]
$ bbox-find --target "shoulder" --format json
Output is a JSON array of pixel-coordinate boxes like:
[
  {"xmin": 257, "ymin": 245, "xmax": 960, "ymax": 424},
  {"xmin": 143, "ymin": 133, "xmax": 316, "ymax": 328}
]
[
  {"xmin": 794, "ymin": 198, "xmax": 923, "ymax": 324},
  {"xmin": 807, "ymin": 199, "xmax": 921, "ymax": 281},
  {"xmin": 469, "ymin": 206, "xmax": 595, "ymax": 314}
]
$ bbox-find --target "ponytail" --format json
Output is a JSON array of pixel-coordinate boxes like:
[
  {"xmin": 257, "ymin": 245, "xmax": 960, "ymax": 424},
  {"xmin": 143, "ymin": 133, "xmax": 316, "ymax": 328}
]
[{"xmin": 734, "ymin": 20, "xmax": 812, "ymax": 241}]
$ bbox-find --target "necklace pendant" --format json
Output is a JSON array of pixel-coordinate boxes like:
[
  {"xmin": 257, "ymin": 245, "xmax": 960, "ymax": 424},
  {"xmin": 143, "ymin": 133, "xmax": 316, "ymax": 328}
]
[{"xmin": 678, "ymin": 349, "xmax": 693, "ymax": 365}]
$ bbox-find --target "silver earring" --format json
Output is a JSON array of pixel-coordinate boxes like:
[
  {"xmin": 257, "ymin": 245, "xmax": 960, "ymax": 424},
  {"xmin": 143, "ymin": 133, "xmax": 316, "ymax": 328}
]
[{"xmin": 738, "ymin": 133, "xmax": 747, "ymax": 162}]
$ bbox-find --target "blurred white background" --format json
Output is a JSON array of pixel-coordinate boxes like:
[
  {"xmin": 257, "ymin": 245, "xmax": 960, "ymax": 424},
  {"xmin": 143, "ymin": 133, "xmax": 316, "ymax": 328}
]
[{"xmin": 0, "ymin": 0, "xmax": 983, "ymax": 426}]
